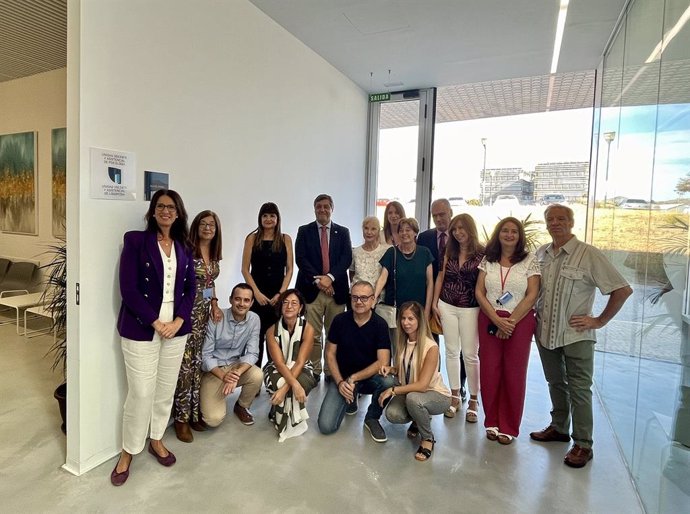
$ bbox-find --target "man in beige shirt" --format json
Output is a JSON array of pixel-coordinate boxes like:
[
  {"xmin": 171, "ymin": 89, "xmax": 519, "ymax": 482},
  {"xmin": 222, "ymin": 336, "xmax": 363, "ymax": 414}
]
[{"xmin": 530, "ymin": 204, "xmax": 632, "ymax": 468}]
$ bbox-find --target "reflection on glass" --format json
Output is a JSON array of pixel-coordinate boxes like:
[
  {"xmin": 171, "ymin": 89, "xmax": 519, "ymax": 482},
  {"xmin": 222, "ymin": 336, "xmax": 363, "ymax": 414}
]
[{"xmin": 593, "ymin": 0, "xmax": 690, "ymax": 510}]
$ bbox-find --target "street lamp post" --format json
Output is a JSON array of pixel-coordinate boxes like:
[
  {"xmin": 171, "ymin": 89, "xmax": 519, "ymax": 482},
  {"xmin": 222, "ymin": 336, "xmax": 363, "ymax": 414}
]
[
  {"xmin": 603, "ymin": 131, "xmax": 616, "ymax": 207},
  {"xmin": 481, "ymin": 138, "xmax": 487, "ymax": 205}
]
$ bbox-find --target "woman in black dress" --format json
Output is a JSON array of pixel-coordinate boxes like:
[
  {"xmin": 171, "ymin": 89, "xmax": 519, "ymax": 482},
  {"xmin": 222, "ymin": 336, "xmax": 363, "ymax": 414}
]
[{"xmin": 241, "ymin": 202, "xmax": 294, "ymax": 367}]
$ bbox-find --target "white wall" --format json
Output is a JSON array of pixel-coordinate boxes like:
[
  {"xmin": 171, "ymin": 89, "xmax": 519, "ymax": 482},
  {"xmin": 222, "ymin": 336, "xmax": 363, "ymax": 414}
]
[
  {"xmin": 66, "ymin": 0, "xmax": 367, "ymax": 474},
  {"xmin": 0, "ymin": 69, "xmax": 66, "ymax": 264}
]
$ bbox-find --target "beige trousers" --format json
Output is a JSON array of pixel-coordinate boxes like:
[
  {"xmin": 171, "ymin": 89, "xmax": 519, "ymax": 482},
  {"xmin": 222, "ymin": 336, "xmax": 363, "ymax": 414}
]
[
  {"xmin": 200, "ymin": 364, "xmax": 263, "ymax": 427},
  {"xmin": 306, "ymin": 291, "xmax": 346, "ymax": 376}
]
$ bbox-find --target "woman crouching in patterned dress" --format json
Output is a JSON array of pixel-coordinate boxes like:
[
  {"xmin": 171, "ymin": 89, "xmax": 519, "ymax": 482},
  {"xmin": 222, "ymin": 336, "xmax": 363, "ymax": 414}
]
[
  {"xmin": 263, "ymin": 288, "xmax": 317, "ymax": 442},
  {"xmin": 172, "ymin": 210, "xmax": 223, "ymax": 443}
]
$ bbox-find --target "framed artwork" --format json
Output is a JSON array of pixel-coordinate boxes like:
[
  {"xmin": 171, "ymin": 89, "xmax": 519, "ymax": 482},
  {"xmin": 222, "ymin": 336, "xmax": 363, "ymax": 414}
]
[
  {"xmin": 144, "ymin": 171, "xmax": 169, "ymax": 200},
  {"xmin": 0, "ymin": 131, "xmax": 37, "ymax": 235},
  {"xmin": 52, "ymin": 128, "xmax": 67, "ymax": 237}
]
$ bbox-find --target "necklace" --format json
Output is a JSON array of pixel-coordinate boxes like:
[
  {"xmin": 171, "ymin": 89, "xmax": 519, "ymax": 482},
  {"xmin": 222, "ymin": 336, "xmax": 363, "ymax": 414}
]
[
  {"xmin": 400, "ymin": 245, "xmax": 417, "ymax": 260},
  {"xmin": 158, "ymin": 237, "xmax": 172, "ymax": 247}
]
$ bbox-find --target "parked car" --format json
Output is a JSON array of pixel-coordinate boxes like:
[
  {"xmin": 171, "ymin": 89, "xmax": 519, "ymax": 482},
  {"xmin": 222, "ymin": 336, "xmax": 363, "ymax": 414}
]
[
  {"xmin": 492, "ymin": 195, "xmax": 521, "ymax": 208},
  {"xmin": 376, "ymin": 198, "xmax": 391, "ymax": 207},
  {"xmin": 541, "ymin": 194, "xmax": 567, "ymax": 205},
  {"xmin": 448, "ymin": 196, "xmax": 468, "ymax": 209},
  {"xmin": 621, "ymin": 198, "xmax": 649, "ymax": 209}
]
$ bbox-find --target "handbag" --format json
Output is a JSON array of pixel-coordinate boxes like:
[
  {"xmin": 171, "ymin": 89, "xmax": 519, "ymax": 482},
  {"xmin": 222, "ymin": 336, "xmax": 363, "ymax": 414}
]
[
  {"xmin": 429, "ymin": 315, "xmax": 443, "ymax": 335},
  {"xmin": 375, "ymin": 247, "xmax": 397, "ymax": 329},
  {"xmin": 429, "ymin": 255, "xmax": 448, "ymax": 335},
  {"xmin": 375, "ymin": 304, "xmax": 397, "ymax": 328}
]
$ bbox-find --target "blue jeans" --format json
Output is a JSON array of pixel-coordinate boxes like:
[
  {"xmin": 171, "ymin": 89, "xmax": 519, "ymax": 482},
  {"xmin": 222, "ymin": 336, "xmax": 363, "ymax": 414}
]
[{"xmin": 318, "ymin": 374, "xmax": 395, "ymax": 435}]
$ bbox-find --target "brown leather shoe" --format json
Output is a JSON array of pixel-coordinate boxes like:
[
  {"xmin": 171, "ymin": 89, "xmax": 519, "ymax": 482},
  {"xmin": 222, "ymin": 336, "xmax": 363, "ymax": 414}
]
[
  {"xmin": 564, "ymin": 444, "xmax": 593, "ymax": 468},
  {"xmin": 174, "ymin": 421, "xmax": 193, "ymax": 443},
  {"xmin": 530, "ymin": 425, "xmax": 571, "ymax": 443},
  {"xmin": 190, "ymin": 419, "xmax": 209, "ymax": 432},
  {"xmin": 233, "ymin": 402, "xmax": 254, "ymax": 425}
]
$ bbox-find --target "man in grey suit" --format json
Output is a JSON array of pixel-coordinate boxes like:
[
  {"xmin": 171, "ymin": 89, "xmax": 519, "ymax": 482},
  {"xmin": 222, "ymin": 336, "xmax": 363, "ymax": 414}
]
[
  {"xmin": 417, "ymin": 198, "xmax": 467, "ymax": 399},
  {"xmin": 295, "ymin": 194, "xmax": 352, "ymax": 382}
]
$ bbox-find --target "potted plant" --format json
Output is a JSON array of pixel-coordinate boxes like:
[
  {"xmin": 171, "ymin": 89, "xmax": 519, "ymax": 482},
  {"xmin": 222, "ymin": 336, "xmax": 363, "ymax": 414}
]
[{"xmin": 41, "ymin": 238, "xmax": 67, "ymax": 434}]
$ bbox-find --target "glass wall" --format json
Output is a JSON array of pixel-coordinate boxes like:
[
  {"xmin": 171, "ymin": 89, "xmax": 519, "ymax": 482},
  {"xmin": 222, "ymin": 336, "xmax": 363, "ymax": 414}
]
[{"xmin": 593, "ymin": 0, "xmax": 690, "ymax": 511}]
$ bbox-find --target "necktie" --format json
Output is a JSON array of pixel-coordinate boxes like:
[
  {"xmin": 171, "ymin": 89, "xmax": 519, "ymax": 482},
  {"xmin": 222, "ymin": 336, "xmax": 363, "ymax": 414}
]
[
  {"xmin": 439, "ymin": 232, "xmax": 447, "ymax": 259},
  {"xmin": 320, "ymin": 225, "xmax": 330, "ymax": 275}
]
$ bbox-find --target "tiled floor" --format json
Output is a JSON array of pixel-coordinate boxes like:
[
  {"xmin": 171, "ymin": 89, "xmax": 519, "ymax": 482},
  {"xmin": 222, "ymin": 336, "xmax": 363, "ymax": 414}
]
[{"xmin": 0, "ymin": 322, "xmax": 643, "ymax": 513}]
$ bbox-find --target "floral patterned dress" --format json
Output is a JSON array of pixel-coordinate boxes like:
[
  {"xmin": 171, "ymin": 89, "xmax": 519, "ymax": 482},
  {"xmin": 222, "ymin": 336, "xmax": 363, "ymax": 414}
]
[{"xmin": 173, "ymin": 258, "xmax": 220, "ymax": 423}]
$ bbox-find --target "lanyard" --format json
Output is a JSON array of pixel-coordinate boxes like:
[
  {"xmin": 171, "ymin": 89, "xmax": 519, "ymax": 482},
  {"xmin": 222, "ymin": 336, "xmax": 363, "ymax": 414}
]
[
  {"xmin": 403, "ymin": 344, "xmax": 416, "ymax": 384},
  {"xmin": 499, "ymin": 265, "xmax": 512, "ymax": 293}
]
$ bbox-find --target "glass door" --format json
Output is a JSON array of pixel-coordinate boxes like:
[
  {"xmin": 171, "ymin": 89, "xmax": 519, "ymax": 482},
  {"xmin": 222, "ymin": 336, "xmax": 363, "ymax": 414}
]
[{"xmin": 366, "ymin": 89, "xmax": 436, "ymax": 233}]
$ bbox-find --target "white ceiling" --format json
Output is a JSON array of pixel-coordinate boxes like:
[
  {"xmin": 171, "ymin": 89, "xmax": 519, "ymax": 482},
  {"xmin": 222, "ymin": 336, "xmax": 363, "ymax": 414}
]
[{"xmin": 248, "ymin": 0, "xmax": 628, "ymax": 93}]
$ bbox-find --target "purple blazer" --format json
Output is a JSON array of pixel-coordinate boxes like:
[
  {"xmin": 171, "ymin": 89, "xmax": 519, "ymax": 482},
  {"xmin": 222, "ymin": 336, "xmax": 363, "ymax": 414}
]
[{"xmin": 116, "ymin": 230, "xmax": 196, "ymax": 341}]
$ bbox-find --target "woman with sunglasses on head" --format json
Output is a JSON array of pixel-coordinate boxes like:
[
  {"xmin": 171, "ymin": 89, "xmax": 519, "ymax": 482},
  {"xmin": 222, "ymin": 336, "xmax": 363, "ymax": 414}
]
[
  {"xmin": 263, "ymin": 288, "xmax": 316, "ymax": 441},
  {"xmin": 111, "ymin": 189, "xmax": 196, "ymax": 486},
  {"xmin": 242, "ymin": 202, "xmax": 294, "ymax": 368},
  {"xmin": 378, "ymin": 301, "xmax": 451, "ymax": 461},
  {"xmin": 475, "ymin": 217, "xmax": 540, "ymax": 446},
  {"xmin": 172, "ymin": 210, "xmax": 223, "ymax": 443}
]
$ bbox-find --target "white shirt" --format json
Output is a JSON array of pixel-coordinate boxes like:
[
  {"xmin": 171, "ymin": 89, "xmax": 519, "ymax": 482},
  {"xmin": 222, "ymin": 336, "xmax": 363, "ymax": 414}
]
[
  {"xmin": 478, "ymin": 253, "xmax": 540, "ymax": 313},
  {"xmin": 158, "ymin": 243, "xmax": 177, "ymax": 302}
]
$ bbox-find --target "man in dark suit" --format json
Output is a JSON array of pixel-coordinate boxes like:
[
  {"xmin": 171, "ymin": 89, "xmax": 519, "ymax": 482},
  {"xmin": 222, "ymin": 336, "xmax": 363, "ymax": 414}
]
[
  {"xmin": 295, "ymin": 194, "xmax": 352, "ymax": 382},
  {"xmin": 417, "ymin": 198, "xmax": 467, "ymax": 400}
]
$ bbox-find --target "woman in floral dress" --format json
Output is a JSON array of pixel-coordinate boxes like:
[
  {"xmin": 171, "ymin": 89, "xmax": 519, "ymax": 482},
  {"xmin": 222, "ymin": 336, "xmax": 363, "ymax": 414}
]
[{"xmin": 173, "ymin": 210, "xmax": 223, "ymax": 443}]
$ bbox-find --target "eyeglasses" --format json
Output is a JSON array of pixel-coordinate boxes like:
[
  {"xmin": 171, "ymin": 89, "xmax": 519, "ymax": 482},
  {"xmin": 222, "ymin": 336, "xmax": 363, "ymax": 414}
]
[
  {"xmin": 352, "ymin": 294, "xmax": 374, "ymax": 303},
  {"xmin": 199, "ymin": 222, "xmax": 216, "ymax": 229},
  {"xmin": 282, "ymin": 300, "xmax": 300, "ymax": 307},
  {"xmin": 156, "ymin": 203, "xmax": 177, "ymax": 212}
]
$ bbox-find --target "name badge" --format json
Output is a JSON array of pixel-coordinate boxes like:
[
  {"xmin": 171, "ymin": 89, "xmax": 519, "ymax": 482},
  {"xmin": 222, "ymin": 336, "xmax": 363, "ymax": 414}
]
[
  {"xmin": 497, "ymin": 291, "xmax": 513, "ymax": 306},
  {"xmin": 203, "ymin": 287, "xmax": 214, "ymax": 300}
]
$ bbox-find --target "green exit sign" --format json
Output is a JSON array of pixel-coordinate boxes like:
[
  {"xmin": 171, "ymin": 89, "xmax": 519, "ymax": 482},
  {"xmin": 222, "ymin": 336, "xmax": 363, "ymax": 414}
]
[{"xmin": 369, "ymin": 93, "xmax": 390, "ymax": 102}]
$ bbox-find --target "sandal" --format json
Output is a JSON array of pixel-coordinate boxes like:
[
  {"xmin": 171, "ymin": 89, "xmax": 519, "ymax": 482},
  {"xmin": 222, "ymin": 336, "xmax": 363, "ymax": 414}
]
[
  {"xmin": 486, "ymin": 426, "xmax": 499, "ymax": 441},
  {"xmin": 407, "ymin": 422, "xmax": 419, "ymax": 438},
  {"xmin": 415, "ymin": 439, "xmax": 435, "ymax": 461},
  {"xmin": 497, "ymin": 433, "xmax": 514, "ymax": 445},
  {"xmin": 465, "ymin": 399, "xmax": 479, "ymax": 423},
  {"xmin": 444, "ymin": 395, "xmax": 461, "ymax": 418}
]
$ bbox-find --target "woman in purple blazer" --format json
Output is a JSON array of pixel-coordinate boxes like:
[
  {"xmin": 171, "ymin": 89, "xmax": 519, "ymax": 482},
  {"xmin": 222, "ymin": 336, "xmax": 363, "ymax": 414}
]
[{"xmin": 111, "ymin": 189, "xmax": 196, "ymax": 486}]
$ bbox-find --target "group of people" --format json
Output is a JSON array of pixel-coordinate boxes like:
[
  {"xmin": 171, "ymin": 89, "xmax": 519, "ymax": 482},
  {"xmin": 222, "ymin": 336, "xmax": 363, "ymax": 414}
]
[{"xmin": 110, "ymin": 190, "xmax": 632, "ymax": 486}]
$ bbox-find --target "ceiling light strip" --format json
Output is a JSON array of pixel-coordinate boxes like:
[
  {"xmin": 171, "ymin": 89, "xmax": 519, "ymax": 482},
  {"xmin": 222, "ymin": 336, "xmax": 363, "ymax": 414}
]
[{"xmin": 550, "ymin": 0, "xmax": 570, "ymax": 74}]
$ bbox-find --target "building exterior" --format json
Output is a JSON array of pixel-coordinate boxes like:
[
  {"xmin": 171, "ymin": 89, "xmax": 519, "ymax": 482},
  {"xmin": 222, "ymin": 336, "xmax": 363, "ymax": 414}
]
[{"xmin": 533, "ymin": 161, "xmax": 589, "ymax": 203}]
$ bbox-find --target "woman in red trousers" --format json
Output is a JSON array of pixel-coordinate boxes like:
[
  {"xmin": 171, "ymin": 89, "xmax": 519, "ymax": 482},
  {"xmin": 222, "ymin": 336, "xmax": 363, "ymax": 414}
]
[{"xmin": 475, "ymin": 217, "xmax": 540, "ymax": 445}]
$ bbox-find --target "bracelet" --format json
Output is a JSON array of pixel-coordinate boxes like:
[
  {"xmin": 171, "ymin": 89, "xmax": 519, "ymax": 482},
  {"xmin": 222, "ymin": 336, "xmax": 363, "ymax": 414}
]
[
  {"xmin": 391, "ymin": 386, "xmax": 396, "ymax": 396},
  {"xmin": 337, "ymin": 380, "xmax": 344, "ymax": 387}
]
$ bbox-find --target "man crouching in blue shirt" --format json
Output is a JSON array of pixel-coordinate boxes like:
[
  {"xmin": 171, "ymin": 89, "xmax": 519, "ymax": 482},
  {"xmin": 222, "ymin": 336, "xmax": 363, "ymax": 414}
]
[
  {"xmin": 318, "ymin": 281, "xmax": 395, "ymax": 442},
  {"xmin": 200, "ymin": 283, "xmax": 262, "ymax": 427}
]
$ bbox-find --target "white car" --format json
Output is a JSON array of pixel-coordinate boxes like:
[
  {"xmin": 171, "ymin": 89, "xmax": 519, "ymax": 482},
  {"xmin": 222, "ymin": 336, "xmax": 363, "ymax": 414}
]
[
  {"xmin": 621, "ymin": 198, "xmax": 649, "ymax": 209},
  {"xmin": 492, "ymin": 195, "xmax": 521, "ymax": 208},
  {"xmin": 448, "ymin": 196, "xmax": 468, "ymax": 209}
]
